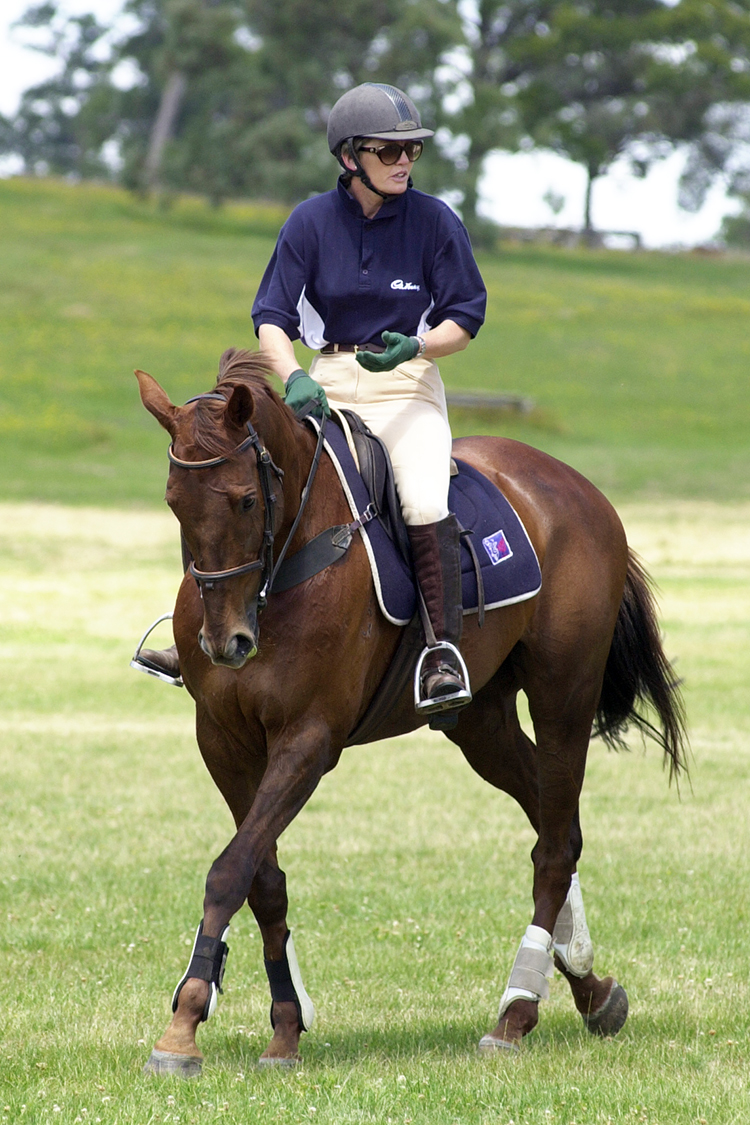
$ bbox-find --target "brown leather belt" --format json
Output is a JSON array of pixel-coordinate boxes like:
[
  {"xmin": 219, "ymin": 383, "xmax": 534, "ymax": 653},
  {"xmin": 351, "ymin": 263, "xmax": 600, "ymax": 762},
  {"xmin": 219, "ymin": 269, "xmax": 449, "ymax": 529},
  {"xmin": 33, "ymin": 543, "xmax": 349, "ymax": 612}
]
[{"xmin": 320, "ymin": 342, "xmax": 385, "ymax": 354}]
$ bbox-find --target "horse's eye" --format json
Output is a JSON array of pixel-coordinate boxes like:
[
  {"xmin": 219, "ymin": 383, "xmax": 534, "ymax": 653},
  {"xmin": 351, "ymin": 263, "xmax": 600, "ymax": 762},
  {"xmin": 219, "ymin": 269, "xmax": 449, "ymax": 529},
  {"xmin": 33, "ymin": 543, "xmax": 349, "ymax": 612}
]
[{"xmin": 242, "ymin": 494, "xmax": 256, "ymax": 512}]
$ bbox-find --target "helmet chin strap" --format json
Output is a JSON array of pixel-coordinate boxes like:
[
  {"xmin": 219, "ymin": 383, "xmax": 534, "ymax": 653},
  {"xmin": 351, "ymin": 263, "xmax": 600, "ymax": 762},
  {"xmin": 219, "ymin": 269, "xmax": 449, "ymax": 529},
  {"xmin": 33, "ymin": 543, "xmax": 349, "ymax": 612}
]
[{"xmin": 339, "ymin": 139, "xmax": 393, "ymax": 200}]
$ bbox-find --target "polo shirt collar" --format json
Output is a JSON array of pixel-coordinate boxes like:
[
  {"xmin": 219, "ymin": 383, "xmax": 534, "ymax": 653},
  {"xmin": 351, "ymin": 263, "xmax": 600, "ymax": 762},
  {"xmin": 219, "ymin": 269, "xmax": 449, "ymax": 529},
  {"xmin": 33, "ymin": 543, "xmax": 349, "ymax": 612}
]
[{"xmin": 336, "ymin": 175, "xmax": 410, "ymax": 221}]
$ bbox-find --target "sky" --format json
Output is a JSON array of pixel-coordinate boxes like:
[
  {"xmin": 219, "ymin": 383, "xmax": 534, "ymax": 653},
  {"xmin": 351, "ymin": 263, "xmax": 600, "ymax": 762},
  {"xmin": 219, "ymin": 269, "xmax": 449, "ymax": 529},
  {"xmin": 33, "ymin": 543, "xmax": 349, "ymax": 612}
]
[{"xmin": 0, "ymin": 0, "xmax": 740, "ymax": 249}]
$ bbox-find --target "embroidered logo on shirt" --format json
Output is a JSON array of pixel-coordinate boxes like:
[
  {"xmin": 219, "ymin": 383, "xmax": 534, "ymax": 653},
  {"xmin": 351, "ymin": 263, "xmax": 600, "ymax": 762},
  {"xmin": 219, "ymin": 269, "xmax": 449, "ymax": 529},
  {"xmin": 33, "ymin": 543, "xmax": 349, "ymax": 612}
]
[
  {"xmin": 391, "ymin": 279, "xmax": 421, "ymax": 291},
  {"xmin": 482, "ymin": 529, "xmax": 513, "ymax": 565}
]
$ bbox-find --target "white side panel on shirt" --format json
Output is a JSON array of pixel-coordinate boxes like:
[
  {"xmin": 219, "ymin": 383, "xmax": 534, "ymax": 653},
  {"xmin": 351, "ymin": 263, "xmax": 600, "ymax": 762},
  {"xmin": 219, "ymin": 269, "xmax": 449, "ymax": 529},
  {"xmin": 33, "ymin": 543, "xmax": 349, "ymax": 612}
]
[{"xmin": 297, "ymin": 287, "xmax": 328, "ymax": 351}]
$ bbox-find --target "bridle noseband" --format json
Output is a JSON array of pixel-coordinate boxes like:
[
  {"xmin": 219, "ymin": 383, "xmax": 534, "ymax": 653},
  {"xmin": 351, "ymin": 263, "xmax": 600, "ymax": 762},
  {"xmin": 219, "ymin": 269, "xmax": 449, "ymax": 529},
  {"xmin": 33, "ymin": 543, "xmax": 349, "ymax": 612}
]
[{"xmin": 168, "ymin": 392, "xmax": 326, "ymax": 609}]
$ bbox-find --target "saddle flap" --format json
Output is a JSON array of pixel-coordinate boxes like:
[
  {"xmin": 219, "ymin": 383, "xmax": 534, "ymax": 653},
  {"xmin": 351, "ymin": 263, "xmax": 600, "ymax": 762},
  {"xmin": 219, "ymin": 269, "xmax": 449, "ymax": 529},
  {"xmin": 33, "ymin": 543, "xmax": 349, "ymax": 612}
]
[{"xmin": 339, "ymin": 410, "xmax": 412, "ymax": 566}]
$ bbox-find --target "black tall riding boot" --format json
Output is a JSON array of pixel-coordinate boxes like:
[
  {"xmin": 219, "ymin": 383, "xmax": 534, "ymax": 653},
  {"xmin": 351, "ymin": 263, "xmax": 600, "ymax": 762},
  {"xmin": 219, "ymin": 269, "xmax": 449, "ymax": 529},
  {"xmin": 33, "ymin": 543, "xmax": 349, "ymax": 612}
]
[{"xmin": 407, "ymin": 513, "xmax": 471, "ymax": 715}]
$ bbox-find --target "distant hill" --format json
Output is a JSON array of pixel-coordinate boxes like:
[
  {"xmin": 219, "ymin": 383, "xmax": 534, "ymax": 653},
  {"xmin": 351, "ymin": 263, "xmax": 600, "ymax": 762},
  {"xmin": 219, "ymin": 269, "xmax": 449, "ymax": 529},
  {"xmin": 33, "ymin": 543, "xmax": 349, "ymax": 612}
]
[{"xmin": 1, "ymin": 177, "xmax": 748, "ymax": 505}]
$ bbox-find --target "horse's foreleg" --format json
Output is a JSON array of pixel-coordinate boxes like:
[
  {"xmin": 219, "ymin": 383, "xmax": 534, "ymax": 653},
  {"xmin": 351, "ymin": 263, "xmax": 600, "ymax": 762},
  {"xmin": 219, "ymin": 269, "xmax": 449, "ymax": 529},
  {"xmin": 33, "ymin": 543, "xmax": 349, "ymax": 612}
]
[
  {"xmin": 247, "ymin": 852, "xmax": 315, "ymax": 1066},
  {"xmin": 145, "ymin": 729, "xmax": 332, "ymax": 1075}
]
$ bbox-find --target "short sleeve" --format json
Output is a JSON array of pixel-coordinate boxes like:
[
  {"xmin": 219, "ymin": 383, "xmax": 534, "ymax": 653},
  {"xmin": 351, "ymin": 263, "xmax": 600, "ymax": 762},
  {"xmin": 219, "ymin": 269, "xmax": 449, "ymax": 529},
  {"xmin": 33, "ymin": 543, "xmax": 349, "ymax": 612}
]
[
  {"xmin": 251, "ymin": 216, "xmax": 308, "ymax": 340},
  {"xmin": 428, "ymin": 220, "xmax": 486, "ymax": 337}
]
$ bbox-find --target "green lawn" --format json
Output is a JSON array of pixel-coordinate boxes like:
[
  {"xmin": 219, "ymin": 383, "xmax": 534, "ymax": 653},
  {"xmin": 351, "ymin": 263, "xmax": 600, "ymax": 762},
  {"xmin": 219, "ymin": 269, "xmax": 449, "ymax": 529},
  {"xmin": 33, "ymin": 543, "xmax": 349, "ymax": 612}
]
[
  {"xmin": 1, "ymin": 176, "xmax": 748, "ymax": 506},
  {"xmin": 1, "ymin": 177, "xmax": 749, "ymax": 1122},
  {"xmin": 0, "ymin": 499, "xmax": 748, "ymax": 1123}
]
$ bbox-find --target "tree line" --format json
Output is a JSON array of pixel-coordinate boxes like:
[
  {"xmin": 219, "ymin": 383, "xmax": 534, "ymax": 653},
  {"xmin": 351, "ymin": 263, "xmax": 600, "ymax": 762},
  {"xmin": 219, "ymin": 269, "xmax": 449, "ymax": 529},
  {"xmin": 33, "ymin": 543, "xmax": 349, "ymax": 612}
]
[{"xmin": 3, "ymin": 0, "xmax": 750, "ymax": 243}]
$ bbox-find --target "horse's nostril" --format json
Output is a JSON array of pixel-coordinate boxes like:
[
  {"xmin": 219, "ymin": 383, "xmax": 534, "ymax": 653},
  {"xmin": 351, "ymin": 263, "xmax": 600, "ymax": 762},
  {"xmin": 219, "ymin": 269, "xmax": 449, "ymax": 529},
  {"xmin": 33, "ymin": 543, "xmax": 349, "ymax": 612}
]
[{"xmin": 233, "ymin": 634, "xmax": 258, "ymax": 662}]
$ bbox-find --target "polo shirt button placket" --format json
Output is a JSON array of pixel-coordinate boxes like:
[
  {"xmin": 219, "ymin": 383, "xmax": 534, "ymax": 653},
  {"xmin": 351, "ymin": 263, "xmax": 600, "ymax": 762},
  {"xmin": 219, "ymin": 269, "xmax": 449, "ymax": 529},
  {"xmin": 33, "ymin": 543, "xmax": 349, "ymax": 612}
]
[{"xmin": 360, "ymin": 225, "xmax": 372, "ymax": 290}]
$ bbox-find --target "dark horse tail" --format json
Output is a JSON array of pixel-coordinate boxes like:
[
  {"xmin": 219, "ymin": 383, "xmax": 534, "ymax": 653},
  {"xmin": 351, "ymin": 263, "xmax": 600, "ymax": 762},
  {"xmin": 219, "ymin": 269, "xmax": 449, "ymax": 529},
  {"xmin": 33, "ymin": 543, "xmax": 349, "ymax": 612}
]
[{"xmin": 594, "ymin": 550, "xmax": 688, "ymax": 781}]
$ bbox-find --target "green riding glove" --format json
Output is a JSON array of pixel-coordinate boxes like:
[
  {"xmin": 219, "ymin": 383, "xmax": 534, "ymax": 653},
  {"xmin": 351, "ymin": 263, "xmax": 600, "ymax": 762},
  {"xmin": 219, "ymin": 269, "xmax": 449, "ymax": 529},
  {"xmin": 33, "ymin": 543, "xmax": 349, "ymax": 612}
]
[
  {"xmin": 283, "ymin": 369, "xmax": 331, "ymax": 418},
  {"xmin": 355, "ymin": 330, "xmax": 420, "ymax": 372}
]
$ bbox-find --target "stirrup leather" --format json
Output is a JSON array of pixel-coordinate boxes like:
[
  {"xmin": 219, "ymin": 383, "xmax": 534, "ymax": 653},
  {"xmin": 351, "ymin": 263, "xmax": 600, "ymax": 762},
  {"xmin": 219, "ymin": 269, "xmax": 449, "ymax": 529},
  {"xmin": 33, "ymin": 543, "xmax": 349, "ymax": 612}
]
[
  {"xmin": 130, "ymin": 613, "xmax": 183, "ymax": 687},
  {"xmin": 414, "ymin": 641, "xmax": 472, "ymax": 715}
]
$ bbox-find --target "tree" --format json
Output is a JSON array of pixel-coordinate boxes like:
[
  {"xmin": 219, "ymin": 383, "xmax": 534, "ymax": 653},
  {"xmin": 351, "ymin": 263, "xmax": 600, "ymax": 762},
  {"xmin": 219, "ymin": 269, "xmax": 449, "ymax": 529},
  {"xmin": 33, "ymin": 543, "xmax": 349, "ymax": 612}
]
[
  {"xmin": 1, "ymin": 0, "xmax": 464, "ymax": 205},
  {"xmin": 445, "ymin": 0, "xmax": 750, "ymax": 239},
  {"xmin": 665, "ymin": 0, "xmax": 750, "ymax": 220},
  {"xmin": 0, "ymin": 2, "xmax": 117, "ymax": 178},
  {"xmin": 110, "ymin": 0, "xmax": 249, "ymax": 198},
  {"xmin": 112, "ymin": 0, "xmax": 464, "ymax": 204}
]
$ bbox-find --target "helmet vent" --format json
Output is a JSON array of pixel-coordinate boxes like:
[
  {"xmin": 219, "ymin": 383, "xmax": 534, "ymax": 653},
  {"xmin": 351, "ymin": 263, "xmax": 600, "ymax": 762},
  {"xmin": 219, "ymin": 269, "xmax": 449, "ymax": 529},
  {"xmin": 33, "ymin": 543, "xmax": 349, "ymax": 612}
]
[{"xmin": 372, "ymin": 83, "xmax": 415, "ymax": 124}]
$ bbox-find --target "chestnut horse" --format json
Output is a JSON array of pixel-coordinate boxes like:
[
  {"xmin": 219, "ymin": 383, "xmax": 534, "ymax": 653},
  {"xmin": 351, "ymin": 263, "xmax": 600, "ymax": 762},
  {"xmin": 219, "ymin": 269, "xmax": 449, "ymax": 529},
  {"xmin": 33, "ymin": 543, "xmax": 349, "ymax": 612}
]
[{"xmin": 135, "ymin": 349, "xmax": 686, "ymax": 1075}]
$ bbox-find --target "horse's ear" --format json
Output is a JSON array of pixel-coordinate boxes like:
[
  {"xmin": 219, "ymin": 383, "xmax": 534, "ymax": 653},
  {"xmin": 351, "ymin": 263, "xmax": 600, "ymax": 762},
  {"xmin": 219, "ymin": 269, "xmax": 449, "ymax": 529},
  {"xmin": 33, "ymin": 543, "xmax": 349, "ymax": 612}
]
[
  {"xmin": 135, "ymin": 369, "xmax": 178, "ymax": 436},
  {"xmin": 224, "ymin": 383, "xmax": 254, "ymax": 432}
]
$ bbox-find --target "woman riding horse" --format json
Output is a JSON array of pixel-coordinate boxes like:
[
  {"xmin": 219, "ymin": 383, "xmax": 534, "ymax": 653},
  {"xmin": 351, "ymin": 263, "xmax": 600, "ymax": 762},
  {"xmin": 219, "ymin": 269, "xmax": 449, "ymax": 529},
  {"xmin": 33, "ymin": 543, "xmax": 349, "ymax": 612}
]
[{"xmin": 134, "ymin": 82, "xmax": 487, "ymax": 716}]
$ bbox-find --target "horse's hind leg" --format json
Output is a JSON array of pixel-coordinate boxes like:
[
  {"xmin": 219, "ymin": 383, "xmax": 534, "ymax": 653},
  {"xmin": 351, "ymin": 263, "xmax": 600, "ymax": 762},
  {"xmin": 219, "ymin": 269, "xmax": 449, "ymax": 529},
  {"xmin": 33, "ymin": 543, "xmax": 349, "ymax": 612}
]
[{"xmin": 448, "ymin": 670, "xmax": 626, "ymax": 1049}]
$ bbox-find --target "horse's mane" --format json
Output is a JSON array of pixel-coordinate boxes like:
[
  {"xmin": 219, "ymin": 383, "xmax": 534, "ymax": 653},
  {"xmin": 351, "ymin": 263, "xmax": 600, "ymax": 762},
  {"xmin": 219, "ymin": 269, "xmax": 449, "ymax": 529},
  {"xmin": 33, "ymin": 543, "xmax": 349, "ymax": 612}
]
[{"xmin": 188, "ymin": 347, "xmax": 289, "ymax": 458}]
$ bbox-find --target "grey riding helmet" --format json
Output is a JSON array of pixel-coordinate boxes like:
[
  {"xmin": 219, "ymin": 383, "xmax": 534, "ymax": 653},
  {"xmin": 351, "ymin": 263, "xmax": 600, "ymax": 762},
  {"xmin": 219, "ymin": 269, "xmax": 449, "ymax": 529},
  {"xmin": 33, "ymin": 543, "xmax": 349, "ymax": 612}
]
[{"xmin": 327, "ymin": 83, "xmax": 434, "ymax": 168}]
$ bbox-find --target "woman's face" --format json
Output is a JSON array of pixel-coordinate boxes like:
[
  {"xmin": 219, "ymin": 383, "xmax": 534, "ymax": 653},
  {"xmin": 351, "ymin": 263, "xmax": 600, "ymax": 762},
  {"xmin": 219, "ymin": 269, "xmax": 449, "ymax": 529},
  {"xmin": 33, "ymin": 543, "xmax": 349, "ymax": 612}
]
[{"xmin": 345, "ymin": 138, "xmax": 415, "ymax": 196}]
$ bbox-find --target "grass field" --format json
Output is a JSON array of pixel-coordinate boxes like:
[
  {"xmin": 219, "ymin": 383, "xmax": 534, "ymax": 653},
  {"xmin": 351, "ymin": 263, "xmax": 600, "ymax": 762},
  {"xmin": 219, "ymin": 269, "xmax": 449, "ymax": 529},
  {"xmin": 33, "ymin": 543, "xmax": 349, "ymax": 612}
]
[
  {"xmin": 0, "ymin": 178, "xmax": 749, "ymax": 1122},
  {"xmin": 1, "ymin": 177, "xmax": 749, "ymax": 505},
  {"xmin": 0, "ymin": 499, "xmax": 748, "ymax": 1123}
]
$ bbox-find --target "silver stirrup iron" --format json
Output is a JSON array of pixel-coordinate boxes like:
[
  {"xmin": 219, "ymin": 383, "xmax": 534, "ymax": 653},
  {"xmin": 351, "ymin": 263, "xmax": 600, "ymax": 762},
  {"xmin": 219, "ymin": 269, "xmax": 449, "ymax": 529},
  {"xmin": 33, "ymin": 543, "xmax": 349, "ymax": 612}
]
[
  {"xmin": 413, "ymin": 641, "xmax": 472, "ymax": 714},
  {"xmin": 130, "ymin": 612, "xmax": 183, "ymax": 687},
  {"xmin": 552, "ymin": 872, "xmax": 594, "ymax": 977}
]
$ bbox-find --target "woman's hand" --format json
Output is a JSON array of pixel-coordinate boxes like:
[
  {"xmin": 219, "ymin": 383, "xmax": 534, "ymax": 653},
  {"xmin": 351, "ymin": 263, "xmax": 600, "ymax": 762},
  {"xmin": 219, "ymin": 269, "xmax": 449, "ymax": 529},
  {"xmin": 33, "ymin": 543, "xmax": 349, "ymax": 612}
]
[
  {"xmin": 356, "ymin": 331, "xmax": 419, "ymax": 372},
  {"xmin": 283, "ymin": 369, "xmax": 331, "ymax": 418}
]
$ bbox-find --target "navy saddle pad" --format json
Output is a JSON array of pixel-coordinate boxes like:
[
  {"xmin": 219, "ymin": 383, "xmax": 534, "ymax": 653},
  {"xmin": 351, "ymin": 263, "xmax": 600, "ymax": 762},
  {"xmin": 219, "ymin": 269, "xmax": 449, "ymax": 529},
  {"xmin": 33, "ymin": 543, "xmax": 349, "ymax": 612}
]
[{"xmin": 321, "ymin": 419, "xmax": 542, "ymax": 627}]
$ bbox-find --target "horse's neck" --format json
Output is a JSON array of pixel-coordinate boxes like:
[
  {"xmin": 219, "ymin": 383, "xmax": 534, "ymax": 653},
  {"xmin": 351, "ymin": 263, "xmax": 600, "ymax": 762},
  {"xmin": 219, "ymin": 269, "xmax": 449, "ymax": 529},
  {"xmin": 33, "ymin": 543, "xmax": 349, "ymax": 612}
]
[{"xmin": 268, "ymin": 411, "xmax": 322, "ymax": 532}]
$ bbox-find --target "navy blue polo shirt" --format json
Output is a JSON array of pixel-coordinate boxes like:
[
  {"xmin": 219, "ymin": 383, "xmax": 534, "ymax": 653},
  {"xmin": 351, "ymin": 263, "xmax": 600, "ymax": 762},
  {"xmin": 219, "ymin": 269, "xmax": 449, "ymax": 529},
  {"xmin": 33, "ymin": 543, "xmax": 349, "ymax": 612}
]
[{"xmin": 252, "ymin": 179, "xmax": 486, "ymax": 349}]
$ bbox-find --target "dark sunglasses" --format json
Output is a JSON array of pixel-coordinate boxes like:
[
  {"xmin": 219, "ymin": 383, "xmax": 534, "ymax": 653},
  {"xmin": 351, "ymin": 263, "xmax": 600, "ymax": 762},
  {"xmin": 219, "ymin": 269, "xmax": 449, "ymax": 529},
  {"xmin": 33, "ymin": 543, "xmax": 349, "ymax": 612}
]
[{"xmin": 357, "ymin": 140, "xmax": 424, "ymax": 165}]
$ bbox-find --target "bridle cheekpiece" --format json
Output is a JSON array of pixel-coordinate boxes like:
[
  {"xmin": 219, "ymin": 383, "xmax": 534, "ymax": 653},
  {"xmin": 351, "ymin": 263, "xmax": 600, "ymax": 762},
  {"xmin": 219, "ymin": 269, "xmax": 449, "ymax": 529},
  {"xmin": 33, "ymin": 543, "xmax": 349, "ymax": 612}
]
[{"xmin": 168, "ymin": 393, "xmax": 284, "ymax": 601}]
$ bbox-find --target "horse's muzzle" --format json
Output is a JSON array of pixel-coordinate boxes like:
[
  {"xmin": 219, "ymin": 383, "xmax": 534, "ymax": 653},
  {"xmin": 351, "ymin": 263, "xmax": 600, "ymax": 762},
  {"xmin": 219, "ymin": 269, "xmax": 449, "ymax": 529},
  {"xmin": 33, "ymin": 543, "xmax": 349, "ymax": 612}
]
[{"xmin": 199, "ymin": 626, "xmax": 259, "ymax": 668}]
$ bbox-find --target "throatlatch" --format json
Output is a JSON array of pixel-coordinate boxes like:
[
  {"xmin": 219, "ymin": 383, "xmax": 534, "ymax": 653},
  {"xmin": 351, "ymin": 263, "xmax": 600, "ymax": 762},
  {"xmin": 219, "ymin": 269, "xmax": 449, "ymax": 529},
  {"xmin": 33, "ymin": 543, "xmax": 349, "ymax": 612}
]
[
  {"xmin": 172, "ymin": 922, "xmax": 230, "ymax": 1023},
  {"xmin": 264, "ymin": 931, "xmax": 315, "ymax": 1032}
]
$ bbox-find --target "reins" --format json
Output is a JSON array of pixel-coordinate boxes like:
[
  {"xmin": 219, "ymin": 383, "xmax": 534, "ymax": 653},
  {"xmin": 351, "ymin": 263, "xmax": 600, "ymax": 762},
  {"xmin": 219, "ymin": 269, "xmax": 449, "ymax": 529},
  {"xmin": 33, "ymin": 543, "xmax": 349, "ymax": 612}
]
[{"xmin": 168, "ymin": 392, "xmax": 327, "ymax": 608}]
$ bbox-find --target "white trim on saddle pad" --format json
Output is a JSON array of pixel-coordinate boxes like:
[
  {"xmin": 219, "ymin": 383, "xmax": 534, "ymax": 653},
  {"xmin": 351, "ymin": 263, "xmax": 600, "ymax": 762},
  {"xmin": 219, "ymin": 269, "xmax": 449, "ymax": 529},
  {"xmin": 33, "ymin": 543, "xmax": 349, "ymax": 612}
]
[{"xmin": 311, "ymin": 412, "xmax": 409, "ymax": 627}]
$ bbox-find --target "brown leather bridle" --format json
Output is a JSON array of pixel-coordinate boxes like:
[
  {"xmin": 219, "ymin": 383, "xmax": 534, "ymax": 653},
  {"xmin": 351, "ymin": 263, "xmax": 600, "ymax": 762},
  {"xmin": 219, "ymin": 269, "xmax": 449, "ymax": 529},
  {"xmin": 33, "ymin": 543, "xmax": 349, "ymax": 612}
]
[{"xmin": 168, "ymin": 393, "xmax": 326, "ymax": 608}]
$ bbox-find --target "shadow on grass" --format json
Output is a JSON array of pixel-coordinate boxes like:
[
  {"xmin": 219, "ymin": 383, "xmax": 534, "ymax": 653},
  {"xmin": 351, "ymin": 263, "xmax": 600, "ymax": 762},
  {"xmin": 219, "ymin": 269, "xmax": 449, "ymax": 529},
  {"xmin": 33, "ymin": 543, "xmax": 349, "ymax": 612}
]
[{"xmin": 208, "ymin": 1014, "xmax": 608, "ymax": 1071}]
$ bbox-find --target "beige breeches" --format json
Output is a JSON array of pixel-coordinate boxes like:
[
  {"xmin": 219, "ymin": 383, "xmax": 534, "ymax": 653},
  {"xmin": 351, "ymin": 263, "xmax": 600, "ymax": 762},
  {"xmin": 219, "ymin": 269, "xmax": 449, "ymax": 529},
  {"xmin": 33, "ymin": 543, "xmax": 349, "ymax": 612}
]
[{"xmin": 309, "ymin": 352, "xmax": 452, "ymax": 526}]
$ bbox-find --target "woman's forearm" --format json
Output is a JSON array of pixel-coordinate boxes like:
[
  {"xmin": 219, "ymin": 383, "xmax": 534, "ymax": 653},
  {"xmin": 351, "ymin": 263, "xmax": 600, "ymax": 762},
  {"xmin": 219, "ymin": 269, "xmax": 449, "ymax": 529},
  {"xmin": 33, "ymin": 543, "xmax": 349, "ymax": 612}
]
[
  {"xmin": 258, "ymin": 324, "xmax": 303, "ymax": 383},
  {"xmin": 421, "ymin": 320, "xmax": 471, "ymax": 360}
]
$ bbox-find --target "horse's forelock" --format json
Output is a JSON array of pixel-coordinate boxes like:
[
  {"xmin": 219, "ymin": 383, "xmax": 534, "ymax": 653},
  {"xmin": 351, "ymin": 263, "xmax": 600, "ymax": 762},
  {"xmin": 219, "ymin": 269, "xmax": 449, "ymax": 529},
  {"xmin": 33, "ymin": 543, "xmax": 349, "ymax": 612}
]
[
  {"xmin": 181, "ymin": 349, "xmax": 284, "ymax": 459},
  {"xmin": 217, "ymin": 347, "xmax": 272, "ymax": 386}
]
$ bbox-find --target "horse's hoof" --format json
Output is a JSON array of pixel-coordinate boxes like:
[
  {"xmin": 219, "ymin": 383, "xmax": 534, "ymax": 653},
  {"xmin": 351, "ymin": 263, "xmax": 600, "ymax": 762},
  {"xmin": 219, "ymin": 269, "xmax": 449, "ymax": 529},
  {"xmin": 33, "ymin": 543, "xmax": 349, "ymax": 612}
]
[
  {"xmin": 257, "ymin": 1055, "xmax": 299, "ymax": 1068},
  {"xmin": 477, "ymin": 1033, "xmax": 521, "ymax": 1055},
  {"xmin": 583, "ymin": 979, "xmax": 629, "ymax": 1038},
  {"xmin": 143, "ymin": 1048, "xmax": 203, "ymax": 1077}
]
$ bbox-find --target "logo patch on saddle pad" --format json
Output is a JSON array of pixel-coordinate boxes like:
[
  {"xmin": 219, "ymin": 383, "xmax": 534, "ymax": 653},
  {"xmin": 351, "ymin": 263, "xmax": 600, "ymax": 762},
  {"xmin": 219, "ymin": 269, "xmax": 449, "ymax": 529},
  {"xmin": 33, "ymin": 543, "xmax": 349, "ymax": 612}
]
[{"xmin": 482, "ymin": 529, "xmax": 513, "ymax": 565}]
